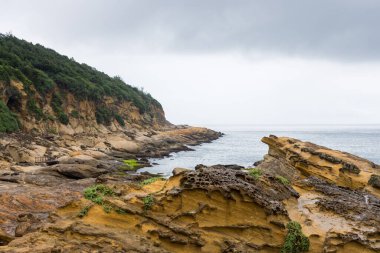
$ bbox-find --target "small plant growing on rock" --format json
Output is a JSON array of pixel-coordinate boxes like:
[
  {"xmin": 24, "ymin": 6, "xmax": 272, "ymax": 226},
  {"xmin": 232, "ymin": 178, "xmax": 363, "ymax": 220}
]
[
  {"xmin": 281, "ymin": 221, "xmax": 310, "ymax": 253},
  {"xmin": 115, "ymin": 208, "xmax": 127, "ymax": 215},
  {"xmin": 83, "ymin": 184, "xmax": 115, "ymax": 213},
  {"xmin": 84, "ymin": 184, "xmax": 115, "ymax": 203},
  {"xmin": 248, "ymin": 168, "xmax": 262, "ymax": 180},
  {"xmin": 120, "ymin": 159, "xmax": 140, "ymax": 171},
  {"xmin": 140, "ymin": 177, "xmax": 164, "ymax": 186},
  {"xmin": 78, "ymin": 205, "xmax": 92, "ymax": 218},
  {"xmin": 142, "ymin": 194, "xmax": 154, "ymax": 211},
  {"xmin": 368, "ymin": 174, "xmax": 380, "ymax": 189},
  {"xmin": 102, "ymin": 204, "xmax": 113, "ymax": 213},
  {"xmin": 276, "ymin": 175, "xmax": 290, "ymax": 185}
]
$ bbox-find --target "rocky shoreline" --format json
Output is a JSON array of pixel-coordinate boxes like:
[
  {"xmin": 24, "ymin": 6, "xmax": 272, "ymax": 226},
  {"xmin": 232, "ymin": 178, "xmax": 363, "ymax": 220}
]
[
  {"xmin": 0, "ymin": 134, "xmax": 379, "ymax": 252},
  {"xmin": 0, "ymin": 126, "xmax": 222, "ymax": 246}
]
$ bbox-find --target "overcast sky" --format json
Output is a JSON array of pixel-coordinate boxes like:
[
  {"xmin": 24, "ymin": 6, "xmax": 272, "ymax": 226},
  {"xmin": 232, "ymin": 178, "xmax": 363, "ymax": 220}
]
[{"xmin": 1, "ymin": 0, "xmax": 380, "ymax": 126}]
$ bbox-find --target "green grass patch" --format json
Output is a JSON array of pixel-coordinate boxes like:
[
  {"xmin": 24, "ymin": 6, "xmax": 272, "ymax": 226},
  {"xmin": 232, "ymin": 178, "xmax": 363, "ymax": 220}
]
[
  {"xmin": 281, "ymin": 221, "xmax": 310, "ymax": 253},
  {"xmin": 248, "ymin": 168, "xmax": 262, "ymax": 180},
  {"xmin": 140, "ymin": 177, "xmax": 164, "ymax": 186},
  {"xmin": 276, "ymin": 175, "xmax": 290, "ymax": 185},
  {"xmin": 142, "ymin": 194, "xmax": 154, "ymax": 211},
  {"xmin": 120, "ymin": 159, "xmax": 140, "ymax": 171}
]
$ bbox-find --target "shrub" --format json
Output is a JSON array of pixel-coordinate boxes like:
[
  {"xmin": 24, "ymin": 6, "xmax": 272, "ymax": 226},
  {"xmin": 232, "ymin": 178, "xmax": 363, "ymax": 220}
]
[
  {"xmin": 70, "ymin": 110, "xmax": 79, "ymax": 118},
  {"xmin": 281, "ymin": 221, "xmax": 310, "ymax": 253},
  {"xmin": 27, "ymin": 99, "xmax": 44, "ymax": 120},
  {"xmin": 248, "ymin": 168, "xmax": 262, "ymax": 180},
  {"xmin": 276, "ymin": 175, "xmax": 290, "ymax": 185},
  {"xmin": 0, "ymin": 100, "xmax": 20, "ymax": 132},
  {"xmin": 102, "ymin": 204, "xmax": 113, "ymax": 213},
  {"xmin": 114, "ymin": 113, "xmax": 125, "ymax": 126},
  {"xmin": 140, "ymin": 177, "xmax": 164, "ymax": 186},
  {"xmin": 142, "ymin": 194, "xmax": 154, "ymax": 211},
  {"xmin": 57, "ymin": 111, "xmax": 69, "ymax": 125},
  {"xmin": 83, "ymin": 184, "xmax": 115, "ymax": 205},
  {"xmin": 51, "ymin": 93, "xmax": 69, "ymax": 125},
  {"xmin": 368, "ymin": 174, "xmax": 380, "ymax": 189},
  {"xmin": 95, "ymin": 107, "xmax": 113, "ymax": 125}
]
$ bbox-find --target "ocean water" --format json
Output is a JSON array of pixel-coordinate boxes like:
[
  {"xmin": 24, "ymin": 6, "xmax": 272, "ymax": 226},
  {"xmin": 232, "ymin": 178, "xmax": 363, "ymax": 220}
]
[{"xmin": 138, "ymin": 125, "xmax": 380, "ymax": 177}]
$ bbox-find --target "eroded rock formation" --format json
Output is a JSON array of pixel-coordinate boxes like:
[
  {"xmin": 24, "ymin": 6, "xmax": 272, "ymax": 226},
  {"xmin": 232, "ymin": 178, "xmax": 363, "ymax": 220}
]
[{"xmin": 0, "ymin": 136, "xmax": 379, "ymax": 253}]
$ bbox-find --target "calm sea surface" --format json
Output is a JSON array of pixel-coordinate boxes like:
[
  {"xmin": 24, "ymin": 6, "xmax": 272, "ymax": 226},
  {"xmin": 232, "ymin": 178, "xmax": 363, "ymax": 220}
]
[{"xmin": 138, "ymin": 125, "xmax": 380, "ymax": 177}]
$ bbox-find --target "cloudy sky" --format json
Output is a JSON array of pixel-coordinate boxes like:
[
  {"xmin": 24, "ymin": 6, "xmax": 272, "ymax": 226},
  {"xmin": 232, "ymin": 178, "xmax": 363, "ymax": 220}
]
[{"xmin": 1, "ymin": 0, "xmax": 380, "ymax": 126}]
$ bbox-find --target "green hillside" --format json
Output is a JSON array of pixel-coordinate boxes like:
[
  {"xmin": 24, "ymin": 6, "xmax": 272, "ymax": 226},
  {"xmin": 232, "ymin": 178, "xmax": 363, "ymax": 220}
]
[{"xmin": 0, "ymin": 33, "xmax": 163, "ymax": 129}]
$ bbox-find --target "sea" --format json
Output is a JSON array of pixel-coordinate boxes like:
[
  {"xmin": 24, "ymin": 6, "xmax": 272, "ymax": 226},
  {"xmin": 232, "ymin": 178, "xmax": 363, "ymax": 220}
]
[{"xmin": 138, "ymin": 125, "xmax": 380, "ymax": 177}]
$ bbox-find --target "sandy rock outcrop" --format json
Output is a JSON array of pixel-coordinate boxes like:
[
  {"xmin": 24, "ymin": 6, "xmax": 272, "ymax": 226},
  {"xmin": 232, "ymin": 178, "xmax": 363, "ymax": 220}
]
[
  {"xmin": 4, "ymin": 134, "xmax": 379, "ymax": 252},
  {"xmin": 0, "ymin": 165, "xmax": 298, "ymax": 252},
  {"xmin": 258, "ymin": 135, "xmax": 380, "ymax": 196},
  {"xmin": 257, "ymin": 135, "xmax": 380, "ymax": 252}
]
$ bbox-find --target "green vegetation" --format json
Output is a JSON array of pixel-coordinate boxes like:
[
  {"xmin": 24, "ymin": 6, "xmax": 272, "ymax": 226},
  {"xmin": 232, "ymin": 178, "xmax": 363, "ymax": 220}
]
[
  {"xmin": 120, "ymin": 159, "xmax": 140, "ymax": 171},
  {"xmin": 0, "ymin": 34, "xmax": 162, "ymax": 124},
  {"xmin": 0, "ymin": 100, "xmax": 20, "ymax": 132},
  {"xmin": 281, "ymin": 221, "xmax": 310, "ymax": 253},
  {"xmin": 368, "ymin": 174, "xmax": 380, "ymax": 188},
  {"xmin": 95, "ymin": 107, "xmax": 113, "ymax": 125},
  {"xmin": 142, "ymin": 194, "xmax": 154, "ymax": 211},
  {"xmin": 78, "ymin": 205, "xmax": 92, "ymax": 218},
  {"xmin": 27, "ymin": 99, "xmax": 44, "ymax": 120},
  {"xmin": 51, "ymin": 93, "xmax": 69, "ymax": 125},
  {"xmin": 114, "ymin": 113, "xmax": 125, "ymax": 126},
  {"xmin": 102, "ymin": 204, "xmax": 113, "ymax": 213},
  {"xmin": 83, "ymin": 184, "xmax": 115, "ymax": 213},
  {"xmin": 140, "ymin": 177, "xmax": 164, "ymax": 186},
  {"xmin": 248, "ymin": 168, "xmax": 262, "ymax": 180},
  {"xmin": 276, "ymin": 175, "xmax": 290, "ymax": 185},
  {"xmin": 115, "ymin": 208, "xmax": 127, "ymax": 215},
  {"xmin": 70, "ymin": 110, "xmax": 79, "ymax": 118}
]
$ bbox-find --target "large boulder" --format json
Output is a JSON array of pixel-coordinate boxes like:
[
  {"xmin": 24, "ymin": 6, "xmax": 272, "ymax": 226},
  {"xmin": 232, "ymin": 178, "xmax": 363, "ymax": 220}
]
[
  {"xmin": 49, "ymin": 164, "xmax": 107, "ymax": 179},
  {"xmin": 106, "ymin": 136, "xmax": 140, "ymax": 153}
]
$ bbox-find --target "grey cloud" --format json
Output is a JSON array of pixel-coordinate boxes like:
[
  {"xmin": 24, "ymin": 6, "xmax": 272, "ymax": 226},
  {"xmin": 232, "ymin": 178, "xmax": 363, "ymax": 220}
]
[{"xmin": 2, "ymin": 0, "xmax": 380, "ymax": 60}]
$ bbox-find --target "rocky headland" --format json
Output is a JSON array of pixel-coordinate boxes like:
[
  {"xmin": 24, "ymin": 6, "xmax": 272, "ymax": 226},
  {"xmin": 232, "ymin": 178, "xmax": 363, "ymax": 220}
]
[
  {"xmin": 1, "ymin": 35, "xmax": 380, "ymax": 253},
  {"xmin": 1, "ymin": 135, "xmax": 379, "ymax": 253}
]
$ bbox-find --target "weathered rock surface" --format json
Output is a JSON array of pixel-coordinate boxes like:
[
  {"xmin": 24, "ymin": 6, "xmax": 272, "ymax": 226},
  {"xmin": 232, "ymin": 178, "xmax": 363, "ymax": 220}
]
[
  {"xmin": 0, "ymin": 126, "xmax": 222, "ymax": 249},
  {"xmin": 258, "ymin": 135, "xmax": 380, "ymax": 196},
  {"xmin": 0, "ymin": 165, "xmax": 297, "ymax": 252},
  {"xmin": 257, "ymin": 135, "xmax": 380, "ymax": 252},
  {"xmin": 2, "ymin": 135, "xmax": 379, "ymax": 253}
]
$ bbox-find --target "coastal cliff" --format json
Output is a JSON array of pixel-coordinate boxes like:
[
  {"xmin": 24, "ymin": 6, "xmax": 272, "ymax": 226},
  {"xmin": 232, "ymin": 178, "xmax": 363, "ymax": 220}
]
[
  {"xmin": 0, "ymin": 34, "xmax": 168, "ymax": 135},
  {"xmin": 1, "ymin": 136, "xmax": 379, "ymax": 252}
]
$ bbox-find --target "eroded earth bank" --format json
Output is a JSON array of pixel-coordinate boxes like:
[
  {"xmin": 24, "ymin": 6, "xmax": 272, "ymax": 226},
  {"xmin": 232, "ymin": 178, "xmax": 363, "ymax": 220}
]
[{"xmin": 0, "ymin": 135, "xmax": 379, "ymax": 253}]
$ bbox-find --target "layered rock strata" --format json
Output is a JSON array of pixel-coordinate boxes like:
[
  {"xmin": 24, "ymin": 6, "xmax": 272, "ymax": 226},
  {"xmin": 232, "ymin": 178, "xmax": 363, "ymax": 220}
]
[{"xmin": 0, "ymin": 135, "xmax": 379, "ymax": 253}]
